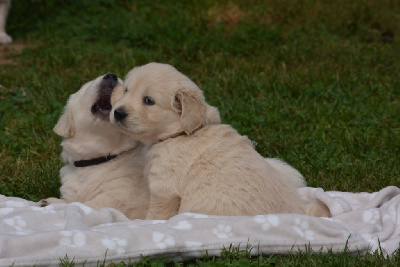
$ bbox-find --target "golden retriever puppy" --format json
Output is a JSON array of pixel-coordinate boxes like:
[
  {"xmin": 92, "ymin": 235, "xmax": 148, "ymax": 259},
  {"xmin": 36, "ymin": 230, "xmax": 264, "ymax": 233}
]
[
  {"xmin": 38, "ymin": 73, "xmax": 149, "ymax": 219},
  {"xmin": 110, "ymin": 63, "xmax": 325, "ymax": 220}
]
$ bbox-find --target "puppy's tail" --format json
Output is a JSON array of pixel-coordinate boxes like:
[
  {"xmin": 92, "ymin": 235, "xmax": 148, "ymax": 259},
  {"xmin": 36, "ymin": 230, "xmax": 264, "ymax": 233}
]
[
  {"xmin": 265, "ymin": 158, "xmax": 306, "ymax": 188},
  {"xmin": 306, "ymin": 202, "xmax": 331, "ymax": 217}
]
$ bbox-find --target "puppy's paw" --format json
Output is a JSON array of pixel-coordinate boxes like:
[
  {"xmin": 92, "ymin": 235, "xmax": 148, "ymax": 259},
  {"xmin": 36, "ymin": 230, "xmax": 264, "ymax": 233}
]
[
  {"xmin": 37, "ymin": 197, "xmax": 66, "ymax": 207},
  {"xmin": 0, "ymin": 32, "xmax": 12, "ymax": 44},
  {"xmin": 37, "ymin": 199, "xmax": 49, "ymax": 207},
  {"xmin": 306, "ymin": 202, "xmax": 331, "ymax": 218}
]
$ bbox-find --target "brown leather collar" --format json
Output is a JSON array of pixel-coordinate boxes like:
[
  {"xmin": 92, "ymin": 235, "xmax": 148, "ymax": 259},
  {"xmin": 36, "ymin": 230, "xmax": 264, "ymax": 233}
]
[
  {"xmin": 154, "ymin": 126, "xmax": 204, "ymax": 145},
  {"xmin": 74, "ymin": 154, "xmax": 117, "ymax": 167},
  {"xmin": 73, "ymin": 144, "xmax": 139, "ymax": 168}
]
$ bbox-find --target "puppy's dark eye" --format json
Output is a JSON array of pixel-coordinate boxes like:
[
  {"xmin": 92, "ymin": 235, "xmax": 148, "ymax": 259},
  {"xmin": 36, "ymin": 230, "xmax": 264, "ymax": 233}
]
[
  {"xmin": 124, "ymin": 88, "xmax": 128, "ymax": 93},
  {"xmin": 143, "ymin": 96, "xmax": 155, "ymax": 106}
]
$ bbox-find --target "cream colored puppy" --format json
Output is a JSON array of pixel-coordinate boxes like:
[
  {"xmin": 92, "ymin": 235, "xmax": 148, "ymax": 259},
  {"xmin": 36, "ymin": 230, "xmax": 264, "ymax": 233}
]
[
  {"xmin": 39, "ymin": 73, "xmax": 149, "ymax": 219},
  {"xmin": 110, "ymin": 63, "xmax": 326, "ymax": 220}
]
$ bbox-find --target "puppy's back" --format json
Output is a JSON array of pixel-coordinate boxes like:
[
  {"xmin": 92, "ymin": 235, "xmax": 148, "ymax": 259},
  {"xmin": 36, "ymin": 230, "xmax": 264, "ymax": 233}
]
[{"xmin": 151, "ymin": 124, "xmax": 305, "ymax": 216}]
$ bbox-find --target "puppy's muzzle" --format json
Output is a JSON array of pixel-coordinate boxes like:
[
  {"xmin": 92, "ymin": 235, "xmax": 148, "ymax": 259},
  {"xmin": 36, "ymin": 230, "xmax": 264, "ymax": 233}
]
[
  {"xmin": 114, "ymin": 108, "xmax": 128, "ymax": 122},
  {"xmin": 91, "ymin": 73, "xmax": 119, "ymax": 117},
  {"xmin": 103, "ymin": 73, "xmax": 118, "ymax": 84}
]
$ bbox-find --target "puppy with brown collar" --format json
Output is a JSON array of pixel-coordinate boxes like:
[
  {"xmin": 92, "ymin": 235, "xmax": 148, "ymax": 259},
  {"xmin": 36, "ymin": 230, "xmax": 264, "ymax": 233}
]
[
  {"xmin": 39, "ymin": 73, "xmax": 149, "ymax": 219},
  {"xmin": 110, "ymin": 63, "xmax": 329, "ymax": 219}
]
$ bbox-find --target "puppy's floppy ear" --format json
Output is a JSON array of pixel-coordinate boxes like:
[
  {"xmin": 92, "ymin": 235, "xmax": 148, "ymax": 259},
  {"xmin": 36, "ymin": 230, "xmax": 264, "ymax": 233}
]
[
  {"xmin": 173, "ymin": 89, "xmax": 206, "ymax": 135},
  {"xmin": 204, "ymin": 105, "xmax": 221, "ymax": 125},
  {"xmin": 53, "ymin": 108, "xmax": 74, "ymax": 138}
]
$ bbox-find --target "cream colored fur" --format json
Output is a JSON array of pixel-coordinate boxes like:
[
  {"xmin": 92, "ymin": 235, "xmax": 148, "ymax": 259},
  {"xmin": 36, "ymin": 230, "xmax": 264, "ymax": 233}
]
[
  {"xmin": 0, "ymin": 0, "xmax": 11, "ymax": 44},
  {"xmin": 39, "ymin": 75, "xmax": 149, "ymax": 219},
  {"xmin": 265, "ymin": 158, "xmax": 306, "ymax": 189},
  {"xmin": 111, "ymin": 63, "xmax": 328, "ymax": 219}
]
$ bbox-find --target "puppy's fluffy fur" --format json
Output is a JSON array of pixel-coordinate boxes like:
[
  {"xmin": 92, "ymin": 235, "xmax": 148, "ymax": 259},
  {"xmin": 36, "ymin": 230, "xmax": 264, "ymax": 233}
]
[
  {"xmin": 39, "ymin": 74, "xmax": 149, "ymax": 219},
  {"xmin": 0, "ymin": 0, "xmax": 12, "ymax": 44},
  {"xmin": 111, "ymin": 63, "xmax": 328, "ymax": 219}
]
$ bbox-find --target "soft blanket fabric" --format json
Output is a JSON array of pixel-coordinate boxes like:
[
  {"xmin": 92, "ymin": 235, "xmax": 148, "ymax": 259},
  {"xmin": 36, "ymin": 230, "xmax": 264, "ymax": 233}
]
[{"xmin": 0, "ymin": 186, "xmax": 399, "ymax": 266}]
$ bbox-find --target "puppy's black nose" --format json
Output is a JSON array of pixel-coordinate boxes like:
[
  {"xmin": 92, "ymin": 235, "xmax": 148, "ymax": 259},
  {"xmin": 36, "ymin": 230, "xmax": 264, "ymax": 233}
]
[
  {"xmin": 103, "ymin": 73, "xmax": 118, "ymax": 82},
  {"xmin": 114, "ymin": 108, "xmax": 128, "ymax": 121}
]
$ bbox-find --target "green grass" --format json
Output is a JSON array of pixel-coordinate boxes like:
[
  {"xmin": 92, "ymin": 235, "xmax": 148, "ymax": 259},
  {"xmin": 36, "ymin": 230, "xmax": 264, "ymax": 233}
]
[
  {"xmin": 1, "ymin": 0, "xmax": 399, "ymax": 265},
  {"xmin": 58, "ymin": 244, "xmax": 400, "ymax": 266}
]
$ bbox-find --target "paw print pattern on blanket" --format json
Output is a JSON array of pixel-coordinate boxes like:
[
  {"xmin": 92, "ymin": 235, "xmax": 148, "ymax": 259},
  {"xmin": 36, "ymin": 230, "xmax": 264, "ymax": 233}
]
[
  {"xmin": 151, "ymin": 220, "xmax": 167, "ymax": 225},
  {"xmin": 182, "ymin": 212, "xmax": 209, "ymax": 219},
  {"xmin": 172, "ymin": 220, "xmax": 192, "ymax": 230},
  {"xmin": 212, "ymin": 224, "xmax": 234, "ymax": 239},
  {"xmin": 31, "ymin": 205, "xmax": 57, "ymax": 214},
  {"xmin": 0, "ymin": 207, "xmax": 14, "ymax": 216},
  {"xmin": 102, "ymin": 237, "xmax": 128, "ymax": 255},
  {"xmin": 59, "ymin": 231, "xmax": 86, "ymax": 247},
  {"xmin": 0, "ymin": 186, "xmax": 399, "ymax": 265},
  {"xmin": 5, "ymin": 200, "xmax": 29, "ymax": 208},
  {"xmin": 1, "ymin": 200, "xmax": 28, "ymax": 216},
  {"xmin": 3, "ymin": 215, "xmax": 27, "ymax": 231},
  {"xmin": 363, "ymin": 210, "xmax": 380, "ymax": 224},
  {"xmin": 293, "ymin": 218, "xmax": 314, "ymax": 240},
  {"xmin": 153, "ymin": 231, "xmax": 175, "ymax": 249},
  {"xmin": 254, "ymin": 215, "xmax": 279, "ymax": 231}
]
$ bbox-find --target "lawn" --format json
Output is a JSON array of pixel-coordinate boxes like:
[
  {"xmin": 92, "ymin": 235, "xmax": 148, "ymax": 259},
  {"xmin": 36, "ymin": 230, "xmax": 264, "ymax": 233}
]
[{"xmin": 0, "ymin": 0, "xmax": 399, "ymax": 265}]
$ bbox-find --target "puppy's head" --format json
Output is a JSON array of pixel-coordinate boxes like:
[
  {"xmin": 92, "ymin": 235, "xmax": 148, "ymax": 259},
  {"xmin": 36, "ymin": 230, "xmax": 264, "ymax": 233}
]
[
  {"xmin": 54, "ymin": 73, "xmax": 138, "ymax": 163},
  {"xmin": 110, "ymin": 63, "xmax": 220, "ymax": 145},
  {"xmin": 54, "ymin": 73, "xmax": 119, "ymax": 138}
]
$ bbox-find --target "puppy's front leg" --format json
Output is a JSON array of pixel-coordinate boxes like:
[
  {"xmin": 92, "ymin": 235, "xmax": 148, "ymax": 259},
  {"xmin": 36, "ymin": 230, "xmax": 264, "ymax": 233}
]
[
  {"xmin": 146, "ymin": 193, "xmax": 180, "ymax": 220},
  {"xmin": 38, "ymin": 197, "xmax": 67, "ymax": 207}
]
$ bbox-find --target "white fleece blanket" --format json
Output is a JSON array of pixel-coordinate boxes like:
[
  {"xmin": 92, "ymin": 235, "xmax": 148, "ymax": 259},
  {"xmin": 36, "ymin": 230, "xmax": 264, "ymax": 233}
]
[{"xmin": 0, "ymin": 186, "xmax": 399, "ymax": 266}]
